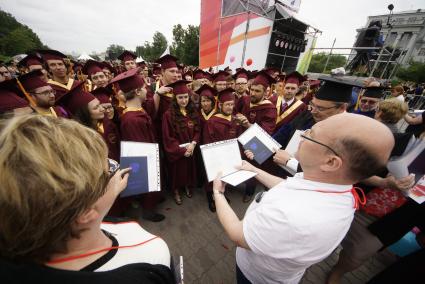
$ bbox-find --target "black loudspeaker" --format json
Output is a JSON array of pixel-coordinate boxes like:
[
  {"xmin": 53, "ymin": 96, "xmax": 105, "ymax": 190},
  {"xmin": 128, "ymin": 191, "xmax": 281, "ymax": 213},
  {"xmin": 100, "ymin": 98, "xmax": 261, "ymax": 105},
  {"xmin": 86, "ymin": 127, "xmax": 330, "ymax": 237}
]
[{"xmin": 266, "ymin": 11, "xmax": 308, "ymax": 72}]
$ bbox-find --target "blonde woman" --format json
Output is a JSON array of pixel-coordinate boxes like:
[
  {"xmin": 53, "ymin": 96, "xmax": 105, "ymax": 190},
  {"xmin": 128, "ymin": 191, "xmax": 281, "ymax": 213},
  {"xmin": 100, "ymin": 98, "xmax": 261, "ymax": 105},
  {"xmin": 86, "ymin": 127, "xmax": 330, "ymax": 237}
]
[
  {"xmin": 375, "ymin": 98, "xmax": 408, "ymax": 133},
  {"xmin": 0, "ymin": 115, "xmax": 172, "ymax": 283}
]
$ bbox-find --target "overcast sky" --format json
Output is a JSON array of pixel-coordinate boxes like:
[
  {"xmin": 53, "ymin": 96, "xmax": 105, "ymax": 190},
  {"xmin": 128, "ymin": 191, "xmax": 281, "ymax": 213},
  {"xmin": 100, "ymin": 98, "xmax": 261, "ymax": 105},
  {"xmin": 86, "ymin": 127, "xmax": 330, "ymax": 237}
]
[{"xmin": 1, "ymin": 0, "xmax": 423, "ymax": 56}]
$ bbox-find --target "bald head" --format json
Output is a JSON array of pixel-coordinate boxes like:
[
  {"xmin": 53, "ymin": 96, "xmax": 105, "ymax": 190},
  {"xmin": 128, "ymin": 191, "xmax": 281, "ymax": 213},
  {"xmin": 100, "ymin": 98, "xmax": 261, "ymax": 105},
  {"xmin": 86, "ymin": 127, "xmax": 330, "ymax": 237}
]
[{"xmin": 321, "ymin": 113, "xmax": 394, "ymax": 182}]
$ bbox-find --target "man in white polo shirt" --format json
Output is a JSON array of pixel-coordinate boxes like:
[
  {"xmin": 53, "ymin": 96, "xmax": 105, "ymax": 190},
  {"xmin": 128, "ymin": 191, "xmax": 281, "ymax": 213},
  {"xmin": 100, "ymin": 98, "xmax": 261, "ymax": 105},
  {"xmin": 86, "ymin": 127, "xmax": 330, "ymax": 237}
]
[{"xmin": 213, "ymin": 113, "xmax": 394, "ymax": 284}]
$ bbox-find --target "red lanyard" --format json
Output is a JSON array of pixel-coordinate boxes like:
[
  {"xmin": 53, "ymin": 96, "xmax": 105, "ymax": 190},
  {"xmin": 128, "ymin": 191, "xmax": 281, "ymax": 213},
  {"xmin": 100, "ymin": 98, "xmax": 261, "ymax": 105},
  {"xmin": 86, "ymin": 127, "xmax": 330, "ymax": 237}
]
[
  {"xmin": 313, "ymin": 187, "xmax": 366, "ymax": 210},
  {"xmin": 47, "ymin": 236, "xmax": 159, "ymax": 264}
]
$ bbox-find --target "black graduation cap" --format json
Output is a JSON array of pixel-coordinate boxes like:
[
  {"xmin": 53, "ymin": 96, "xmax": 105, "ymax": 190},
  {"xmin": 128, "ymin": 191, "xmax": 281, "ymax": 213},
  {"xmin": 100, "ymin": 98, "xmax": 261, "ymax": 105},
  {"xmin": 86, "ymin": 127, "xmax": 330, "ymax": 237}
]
[
  {"xmin": 316, "ymin": 75, "xmax": 365, "ymax": 103},
  {"xmin": 363, "ymin": 86, "xmax": 386, "ymax": 99}
]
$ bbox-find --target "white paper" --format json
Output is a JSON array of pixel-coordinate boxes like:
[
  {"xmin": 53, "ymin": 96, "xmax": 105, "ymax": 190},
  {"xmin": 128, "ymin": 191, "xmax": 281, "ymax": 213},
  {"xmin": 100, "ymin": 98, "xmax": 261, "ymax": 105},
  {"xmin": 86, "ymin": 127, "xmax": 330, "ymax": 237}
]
[
  {"xmin": 221, "ymin": 170, "xmax": 257, "ymax": 187},
  {"xmin": 277, "ymin": 130, "xmax": 304, "ymax": 175},
  {"xmin": 285, "ymin": 130, "xmax": 304, "ymax": 156},
  {"xmin": 120, "ymin": 141, "xmax": 161, "ymax": 192},
  {"xmin": 387, "ymin": 139, "xmax": 425, "ymax": 180},
  {"xmin": 201, "ymin": 139, "xmax": 243, "ymax": 182},
  {"xmin": 238, "ymin": 123, "xmax": 281, "ymax": 152}
]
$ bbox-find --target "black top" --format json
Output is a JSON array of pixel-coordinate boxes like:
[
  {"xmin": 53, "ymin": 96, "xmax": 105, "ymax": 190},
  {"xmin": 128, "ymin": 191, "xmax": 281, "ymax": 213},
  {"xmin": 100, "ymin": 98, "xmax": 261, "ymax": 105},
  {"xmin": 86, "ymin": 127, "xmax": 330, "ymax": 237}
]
[
  {"xmin": 0, "ymin": 259, "xmax": 174, "ymax": 284},
  {"xmin": 0, "ymin": 229, "xmax": 174, "ymax": 284}
]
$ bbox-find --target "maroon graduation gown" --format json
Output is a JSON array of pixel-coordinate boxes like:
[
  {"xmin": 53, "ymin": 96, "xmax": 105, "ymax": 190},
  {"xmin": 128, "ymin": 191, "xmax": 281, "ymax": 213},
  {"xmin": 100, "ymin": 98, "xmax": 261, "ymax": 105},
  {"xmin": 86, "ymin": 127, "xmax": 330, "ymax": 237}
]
[
  {"xmin": 120, "ymin": 108, "xmax": 156, "ymax": 143},
  {"xmin": 119, "ymin": 108, "xmax": 160, "ymax": 211},
  {"xmin": 239, "ymin": 96, "xmax": 277, "ymax": 135},
  {"xmin": 202, "ymin": 113, "xmax": 242, "ymax": 144},
  {"xmin": 202, "ymin": 113, "xmax": 243, "ymax": 191},
  {"xmin": 48, "ymin": 78, "xmax": 80, "ymax": 100},
  {"xmin": 162, "ymin": 109, "xmax": 200, "ymax": 189}
]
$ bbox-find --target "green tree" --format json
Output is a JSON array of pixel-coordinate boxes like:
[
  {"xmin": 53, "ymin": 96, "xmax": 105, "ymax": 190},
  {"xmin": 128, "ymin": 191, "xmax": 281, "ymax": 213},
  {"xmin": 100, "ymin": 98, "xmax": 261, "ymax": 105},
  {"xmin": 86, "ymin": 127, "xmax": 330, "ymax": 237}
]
[
  {"xmin": 307, "ymin": 52, "xmax": 347, "ymax": 74},
  {"xmin": 0, "ymin": 10, "xmax": 46, "ymax": 56},
  {"xmin": 136, "ymin": 32, "xmax": 168, "ymax": 62},
  {"xmin": 170, "ymin": 24, "xmax": 199, "ymax": 66},
  {"xmin": 396, "ymin": 61, "xmax": 425, "ymax": 83},
  {"xmin": 105, "ymin": 44, "xmax": 126, "ymax": 60}
]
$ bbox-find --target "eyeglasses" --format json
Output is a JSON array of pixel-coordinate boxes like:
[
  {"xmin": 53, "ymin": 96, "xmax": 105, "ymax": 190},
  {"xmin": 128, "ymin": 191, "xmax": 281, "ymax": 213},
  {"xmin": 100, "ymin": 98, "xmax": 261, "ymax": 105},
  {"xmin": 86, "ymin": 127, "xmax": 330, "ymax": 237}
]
[
  {"xmin": 360, "ymin": 99, "xmax": 378, "ymax": 105},
  {"xmin": 235, "ymin": 82, "xmax": 247, "ymax": 86},
  {"xmin": 309, "ymin": 101, "xmax": 340, "ymax": 112},
  {"xmin": 300, "ymin": 129, "xmax": 340, "ymax": 157},
  {"xmin": 33, "ymin": 90, "xmax": 56, "ymax": 96}
]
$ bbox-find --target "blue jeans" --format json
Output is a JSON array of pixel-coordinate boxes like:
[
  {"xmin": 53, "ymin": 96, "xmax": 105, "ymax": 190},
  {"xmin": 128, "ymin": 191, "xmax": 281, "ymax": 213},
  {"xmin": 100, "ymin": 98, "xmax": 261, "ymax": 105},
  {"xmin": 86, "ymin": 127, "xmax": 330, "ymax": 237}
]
[{"xmin": 236, "ymin": 264, "xmax": 252, "ymax": 284}]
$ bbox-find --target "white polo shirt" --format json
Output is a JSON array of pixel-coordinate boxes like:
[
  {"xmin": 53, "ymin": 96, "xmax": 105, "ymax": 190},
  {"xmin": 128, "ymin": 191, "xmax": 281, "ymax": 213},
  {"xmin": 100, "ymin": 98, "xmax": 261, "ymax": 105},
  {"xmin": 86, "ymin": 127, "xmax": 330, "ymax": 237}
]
[{"xmin": 236, "ymin": 173, "xmax": 356, "ymax": 284}]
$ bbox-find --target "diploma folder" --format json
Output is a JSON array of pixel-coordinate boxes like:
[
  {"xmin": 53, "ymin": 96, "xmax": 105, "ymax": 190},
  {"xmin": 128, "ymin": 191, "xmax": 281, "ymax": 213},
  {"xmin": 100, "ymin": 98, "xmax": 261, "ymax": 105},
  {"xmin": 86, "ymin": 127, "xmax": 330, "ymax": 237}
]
[
  {"xmin": 120, "ymin": 141, "xmax": 161, "ymax": 197},
  {"xmin": 238, "ymin": 123, "xmax": 282, "ymax": 165},
  {"xmin": 200, "ymin": 139, "xmax": 257, "ymax": 186},
  {"xmin": 119, "ymin": 156, "xmax": 149, "ymax": 197}
]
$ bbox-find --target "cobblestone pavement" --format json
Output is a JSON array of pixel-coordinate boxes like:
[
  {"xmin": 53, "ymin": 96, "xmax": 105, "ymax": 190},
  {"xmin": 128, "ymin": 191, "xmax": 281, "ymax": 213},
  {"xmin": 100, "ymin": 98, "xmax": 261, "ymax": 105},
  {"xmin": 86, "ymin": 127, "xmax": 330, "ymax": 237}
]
[{"xmin": 139, "ymin": 187, "xmax": 397, "ymax": 284}]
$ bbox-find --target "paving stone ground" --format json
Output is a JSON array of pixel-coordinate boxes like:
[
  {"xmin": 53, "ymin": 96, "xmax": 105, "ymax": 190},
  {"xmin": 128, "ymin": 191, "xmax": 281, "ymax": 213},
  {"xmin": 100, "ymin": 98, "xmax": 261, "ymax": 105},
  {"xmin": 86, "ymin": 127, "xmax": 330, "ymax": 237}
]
[{"xmin": 138, "ymin": 187, "xmax": 397, "ymax": 284}]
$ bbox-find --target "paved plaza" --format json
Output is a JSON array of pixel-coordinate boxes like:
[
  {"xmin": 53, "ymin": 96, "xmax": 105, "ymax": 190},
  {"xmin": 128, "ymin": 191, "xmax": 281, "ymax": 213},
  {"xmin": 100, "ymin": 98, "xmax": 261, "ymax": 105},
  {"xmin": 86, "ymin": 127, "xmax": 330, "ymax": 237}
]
[{"xmin": 138, "ymin": 187, "xmax": 397, "ymax": 284}]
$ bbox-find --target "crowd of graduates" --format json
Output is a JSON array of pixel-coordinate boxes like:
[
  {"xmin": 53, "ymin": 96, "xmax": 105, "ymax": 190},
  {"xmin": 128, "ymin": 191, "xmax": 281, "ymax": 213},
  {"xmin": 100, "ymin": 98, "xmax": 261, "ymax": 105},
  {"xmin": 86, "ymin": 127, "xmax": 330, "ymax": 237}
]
[
  {"xmin": 1, "ymin": 47, "xmax": 424, "ymax": 283},
  {"xmin": 0, "ymin": 49, "xmax": 325, "ymax": 221}
]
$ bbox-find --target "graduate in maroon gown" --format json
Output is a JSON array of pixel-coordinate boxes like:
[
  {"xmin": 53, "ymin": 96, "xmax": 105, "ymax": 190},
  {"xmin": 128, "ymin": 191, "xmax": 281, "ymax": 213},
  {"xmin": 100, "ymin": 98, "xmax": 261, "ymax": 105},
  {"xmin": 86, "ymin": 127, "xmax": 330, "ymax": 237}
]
[
  {"xmin": 237, "ymin": 70, "xmax": 277, "ymax": 135},
  {"xmin": 17, "ymin": 70, "xmax": 68, "ymax": 118},
  {"xmin": 57, "ymin": 81, "xmax": 120, "ymax": 162},
  {"xmin": 236, "ymin": 70, "xmax": 277, "ymax": 202},
  {"xmin": 197, "ymin": 84, "xmax": 217, "ymax": 129},
  {"xmin": 153, "ymin": 55, "xmax": 179, "ymax": 139},
  {"xmin": 273, "ymin": 71, "xmax": 308, "ymax": 134},
  {"xmin": 232, "ymin": 68, "xmax": 250, "ymax": 114},
  {"xmin": 202, "ymin": 88, "xmax": 243, "ymax": 211},
  {"xmin": 36, "ymin": 49, "xmax": 80, "ymax": 99},
  {"xmin": 109, "ymin": 67, "xmax": 165, "ymax": 222},
  {"xmin": 162, "ymin": 80, "xmax": 201, "ymax": 205}
]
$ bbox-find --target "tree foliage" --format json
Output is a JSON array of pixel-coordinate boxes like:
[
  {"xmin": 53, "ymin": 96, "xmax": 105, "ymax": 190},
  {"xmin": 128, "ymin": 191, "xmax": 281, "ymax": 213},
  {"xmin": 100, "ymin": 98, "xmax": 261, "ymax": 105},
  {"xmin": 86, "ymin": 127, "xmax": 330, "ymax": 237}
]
[
  {"xmin": 105, "ymin": 44, "xmax": 126, "ymax": 60},
  {"xmin": 170, "ymin": 24, "xmax": 199, "ymax": 66},
  {"xmin": 0, "ymin": 9, "xmax": 46, "ymax": 57},
  {"xmin": 396, "ymin": 61, "xmax": 425, "ymax": 83},
  {"xmin": 307, "ymin": 52, "xmax": 347, "ymax": 74},
  {"xmin": 136, "ymin": 32, "xmax": 168, "ymax": 63}
]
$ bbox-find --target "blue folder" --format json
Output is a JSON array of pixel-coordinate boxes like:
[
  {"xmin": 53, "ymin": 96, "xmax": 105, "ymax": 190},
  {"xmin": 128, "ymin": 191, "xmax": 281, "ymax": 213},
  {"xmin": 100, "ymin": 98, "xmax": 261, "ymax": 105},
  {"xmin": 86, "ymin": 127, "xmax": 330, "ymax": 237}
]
[{"xmin": 119, "ymin": 156, "xmax": 149, "ymax": 197}]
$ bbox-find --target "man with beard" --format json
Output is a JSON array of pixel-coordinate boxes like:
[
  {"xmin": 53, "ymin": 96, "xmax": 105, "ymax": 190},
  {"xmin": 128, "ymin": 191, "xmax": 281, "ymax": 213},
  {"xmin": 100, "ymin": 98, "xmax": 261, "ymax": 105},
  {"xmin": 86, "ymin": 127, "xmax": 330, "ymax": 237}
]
[
  {"xmin": 18, "ymin": 70, "xmax": 67, "ymax": 118},
  {"xmin": 273, "ymin": 71, "xmax": 308, "ymax": 134},
  {"xmin": 236, "ymin": 71, "xmax": 277, "ymax": 201},
  {"xmin": 37, "ymin": 49, "xmax": 79, "ymax": 99},
  {"xmin": 237, "ymin": 70, "xmax": 277, "ymax": 135}
]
